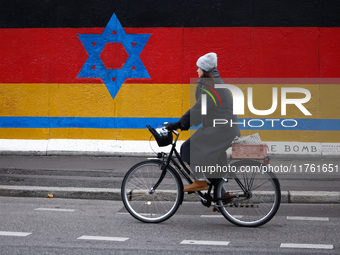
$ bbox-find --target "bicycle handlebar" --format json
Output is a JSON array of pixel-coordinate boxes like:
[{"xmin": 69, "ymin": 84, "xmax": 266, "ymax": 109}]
[{"xmin": 163, "ymin": 122, "xmax": 179, "ymax": 137}]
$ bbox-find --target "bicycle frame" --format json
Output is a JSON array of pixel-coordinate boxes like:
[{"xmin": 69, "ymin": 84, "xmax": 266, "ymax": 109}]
[
  {"xmin": 150, "ymin": 130, "xmax": 192, "ymax": 192},
  {"xmin": 150, "ymin": 130, "xmax": 221, "ymax": 204},
  {"xmin": 150, "ymin": 129, "xmax": 272, "ymax": 205}
]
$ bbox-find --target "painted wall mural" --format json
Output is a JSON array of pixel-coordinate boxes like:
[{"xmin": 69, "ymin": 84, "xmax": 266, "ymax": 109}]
[{"xmin": 0, "ymin": 0, "xmax": 339, "ymax": 154}]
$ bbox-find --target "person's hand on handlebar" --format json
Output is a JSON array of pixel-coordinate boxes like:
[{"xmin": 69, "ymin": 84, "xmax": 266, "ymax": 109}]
[
  {"xmin": 165, "ymin": 121, "xmax": 188, "ymax": 131},
  {"xmin": 165, "ymin": 121, "xmax": 183, "ymax": 131}
]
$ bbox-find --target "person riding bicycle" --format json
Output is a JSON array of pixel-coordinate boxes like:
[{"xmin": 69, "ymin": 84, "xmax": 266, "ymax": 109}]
[{"xmin": 167, "ymin": 52, "xmax": 240, "ymax": 193}]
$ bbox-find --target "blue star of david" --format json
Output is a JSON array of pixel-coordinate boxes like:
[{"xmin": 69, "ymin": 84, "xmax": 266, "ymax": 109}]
[{"xmin": 77, "ymin": 13, "xmax": 151, "ymax": 99}]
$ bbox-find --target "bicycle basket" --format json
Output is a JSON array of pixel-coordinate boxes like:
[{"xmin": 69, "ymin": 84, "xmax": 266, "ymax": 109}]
[
  {"xmin": 231, "ymin": 133, "xmax": 267, "ymax": 159},
  {"xmin": 147, "ymin": 125, "xmax": 173, "ymax": 147}
]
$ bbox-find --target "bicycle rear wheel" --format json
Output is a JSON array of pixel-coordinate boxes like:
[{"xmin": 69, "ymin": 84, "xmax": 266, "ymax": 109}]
[
  {"xmin": 216, "ymin": 160, "xmax": 281, "ymax": 227},
  {"xmin": 121, "ymin": 160, "xmax": 183, "ymax": 223}
]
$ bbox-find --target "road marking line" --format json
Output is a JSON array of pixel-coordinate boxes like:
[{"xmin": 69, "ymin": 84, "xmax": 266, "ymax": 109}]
[
  {"xmin": 34, "ymin": 208, "xmax": 76, "ymax": 212},
  {"xmin": 287, "ymin": 216, "xmax": 329, "ymax": 221},
  {"xmin": 280, "ymin": 243, "xmax": 333, "ymax": 249},
  {"xmin": 181, "ymin": 240, "xmax": 230, "ymax": 246},
  {"xmin": 200, "ymin": 215, "xmax": 224, "ymax": 218},
  {"xmin": 116, "ymin": 212, "xmax": 160, "ymax": 216},
  {"xmin": 200, "ymin": 215, "xmax": 243, "ymax": 218},
  {"xmin": 0, "ymin": 231, "xmax": 31, "ymax": 237},
  {"xmin": 77, "ymin": 235, "xmax": 129, "ymax": 242}
]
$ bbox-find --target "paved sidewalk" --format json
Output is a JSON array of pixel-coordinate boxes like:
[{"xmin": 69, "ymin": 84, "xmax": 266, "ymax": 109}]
[{"xmin": 0, "ymin": 155, "xmax": 339, "ymax": 203}]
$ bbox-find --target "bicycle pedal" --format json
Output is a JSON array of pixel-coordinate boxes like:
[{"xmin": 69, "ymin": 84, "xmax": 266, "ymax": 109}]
[{"xmin": 212, "ymin": 206, "xmax": 220, "ymax": 213}]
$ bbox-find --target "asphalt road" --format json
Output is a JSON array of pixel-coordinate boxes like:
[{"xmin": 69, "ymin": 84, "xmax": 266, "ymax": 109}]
[{"xmin": 0, "ymin": 197, "xmax": 339, "ymax": 254}]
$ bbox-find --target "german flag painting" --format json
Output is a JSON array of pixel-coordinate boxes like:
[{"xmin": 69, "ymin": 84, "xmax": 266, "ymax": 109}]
[{"xmin": 1, "ymin": 0, "xmax": 340, "ymax": 155}]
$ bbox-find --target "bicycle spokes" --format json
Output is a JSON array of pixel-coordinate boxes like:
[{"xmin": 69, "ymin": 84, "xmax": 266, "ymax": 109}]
[
  {"xmin": 216, "ymin": 160, "xmax": 281, "ymax": 227},
  {"xmin": 121, "ymin": 160, "xmax": 183, "ymax": 223}
]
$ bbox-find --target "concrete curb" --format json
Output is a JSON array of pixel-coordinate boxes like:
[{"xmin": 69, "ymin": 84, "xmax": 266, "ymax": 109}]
[
  {"xmin": 0, "ymin": 185, "xmax": 339, "ymax": 203},
  {"xmin": 0, "ymin": 186, "xmax": 121, "ymax": 201},
  {"xmin": 289, "ymin": 191, "xmax": 340, "ymax": 203}
]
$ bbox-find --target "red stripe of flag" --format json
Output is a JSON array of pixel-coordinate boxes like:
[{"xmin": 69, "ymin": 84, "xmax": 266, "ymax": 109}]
[{"xmin": 0, "ymin": 27, "xmax": 339, "ymax": 84}]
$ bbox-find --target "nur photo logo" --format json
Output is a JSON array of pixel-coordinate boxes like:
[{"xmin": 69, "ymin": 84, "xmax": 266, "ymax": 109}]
[
  {"xmin": 200, "ymin": 83, "xmax": 223, "ymax": 115},
  {"xmin": 200, "ymin": 81, "xmax": 313, "ymax": 129}
]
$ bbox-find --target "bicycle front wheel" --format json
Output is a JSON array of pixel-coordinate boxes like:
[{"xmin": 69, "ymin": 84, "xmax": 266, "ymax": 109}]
[
  {"xmin": 121, "ymin": 160, "xmax": 183, "ymax": 223},
  {"xmin": 216, "ymin": 160, "xmax": 281, "ymax": 227}
]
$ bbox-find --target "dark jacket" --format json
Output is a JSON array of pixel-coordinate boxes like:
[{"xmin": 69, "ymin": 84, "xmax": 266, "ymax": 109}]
[{"xmin": 179, "ymin": 68, "xmax": 240, "ymax": 174}]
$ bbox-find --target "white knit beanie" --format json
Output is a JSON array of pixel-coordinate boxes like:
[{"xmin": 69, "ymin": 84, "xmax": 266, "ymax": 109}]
[{"xmin": 196, "ymin": 52, "xmax": 217, "ymax": 72}]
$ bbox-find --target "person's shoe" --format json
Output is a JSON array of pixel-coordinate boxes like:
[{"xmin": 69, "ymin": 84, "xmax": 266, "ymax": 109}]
[
  {"xmin": 183, "ymin": 180, "xmax": 208, "ymax": 192},
  {"xmin": 213, "ymin": 192, "xmax": 233, "ymax": 212}
]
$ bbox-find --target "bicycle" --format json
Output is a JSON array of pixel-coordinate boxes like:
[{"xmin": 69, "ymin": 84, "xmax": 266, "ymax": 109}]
[{"xmin": 121, "ymin": 125, "xmax": 281, "ymax": 227}]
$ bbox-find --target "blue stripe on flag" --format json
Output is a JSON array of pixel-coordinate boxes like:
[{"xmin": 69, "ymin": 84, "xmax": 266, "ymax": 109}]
[{"xmin": 0, "ymin": 117, "xmax": 339, "ymax": 131}]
